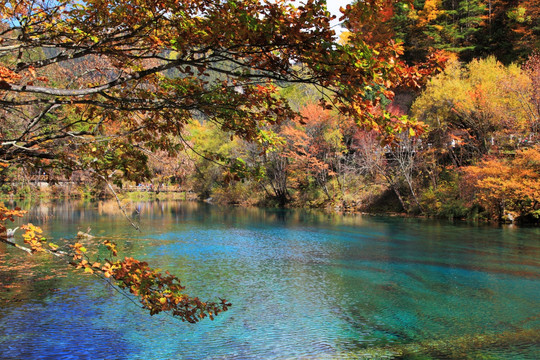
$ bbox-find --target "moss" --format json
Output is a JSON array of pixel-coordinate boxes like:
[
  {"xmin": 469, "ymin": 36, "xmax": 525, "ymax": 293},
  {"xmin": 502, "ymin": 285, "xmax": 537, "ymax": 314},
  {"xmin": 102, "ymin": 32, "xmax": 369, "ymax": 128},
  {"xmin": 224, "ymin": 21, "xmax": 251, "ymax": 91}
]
[{"xmin": 339, "ymin": 329, "xmax": 540, "ymax": 359}]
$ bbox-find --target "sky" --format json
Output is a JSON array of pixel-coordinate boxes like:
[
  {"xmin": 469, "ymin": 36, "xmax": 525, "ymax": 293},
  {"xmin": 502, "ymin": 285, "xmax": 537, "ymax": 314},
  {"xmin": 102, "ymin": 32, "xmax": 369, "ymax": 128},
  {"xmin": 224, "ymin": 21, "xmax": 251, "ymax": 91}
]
[
  {"xmin": 325, "ymin": 0, "xmax": 353, "ymax": 19},
  {"xmin": 274, "ymin": 1, "xmax": 354, "ymax": 30},
  {"xmin": 322, "ymin": 0, "xmax": 353, "ymax": 32}
]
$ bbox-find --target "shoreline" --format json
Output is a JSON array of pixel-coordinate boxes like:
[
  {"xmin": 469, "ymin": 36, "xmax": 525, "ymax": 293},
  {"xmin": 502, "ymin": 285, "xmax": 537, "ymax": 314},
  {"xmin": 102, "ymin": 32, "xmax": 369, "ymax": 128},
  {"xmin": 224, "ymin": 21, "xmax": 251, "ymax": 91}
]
[{"xmin": 2, "ymin": 189, "xmax": 531, "ymax": 227}]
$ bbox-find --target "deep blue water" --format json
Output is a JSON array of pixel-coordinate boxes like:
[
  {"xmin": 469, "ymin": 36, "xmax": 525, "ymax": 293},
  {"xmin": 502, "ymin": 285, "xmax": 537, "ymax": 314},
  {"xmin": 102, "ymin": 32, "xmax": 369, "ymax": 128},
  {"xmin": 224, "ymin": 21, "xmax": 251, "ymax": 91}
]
[{"xmin": 1, "ymin": 200, "xmax": 539, "ymax": 359}]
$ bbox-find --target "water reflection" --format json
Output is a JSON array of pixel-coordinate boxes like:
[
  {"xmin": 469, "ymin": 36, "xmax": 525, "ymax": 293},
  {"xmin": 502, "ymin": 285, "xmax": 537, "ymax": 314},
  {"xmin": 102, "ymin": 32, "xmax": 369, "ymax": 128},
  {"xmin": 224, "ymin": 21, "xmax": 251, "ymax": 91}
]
[{"xmin": 1, "ymin": 199, "xmax": 539, "ymax": 359}]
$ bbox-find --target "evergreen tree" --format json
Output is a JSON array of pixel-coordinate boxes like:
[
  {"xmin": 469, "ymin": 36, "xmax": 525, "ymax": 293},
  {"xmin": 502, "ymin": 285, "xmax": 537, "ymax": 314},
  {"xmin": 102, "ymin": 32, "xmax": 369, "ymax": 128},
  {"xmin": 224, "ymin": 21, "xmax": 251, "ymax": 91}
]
[{"xmin": 394, "ymin": 0, "xmax": 487, "ymax": 62}]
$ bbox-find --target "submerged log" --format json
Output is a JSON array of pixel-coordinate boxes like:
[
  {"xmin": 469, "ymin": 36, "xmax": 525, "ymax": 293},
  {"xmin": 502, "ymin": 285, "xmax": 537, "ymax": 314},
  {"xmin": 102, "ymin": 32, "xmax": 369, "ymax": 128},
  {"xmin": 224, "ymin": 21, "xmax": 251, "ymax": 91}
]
[
  {"xmin": 77, "ymin": 231, "xmax": 94, "ymax": 239},
  {"xmin": 341, "ymin": 329, "xmax": 540, "ymax": 359}
]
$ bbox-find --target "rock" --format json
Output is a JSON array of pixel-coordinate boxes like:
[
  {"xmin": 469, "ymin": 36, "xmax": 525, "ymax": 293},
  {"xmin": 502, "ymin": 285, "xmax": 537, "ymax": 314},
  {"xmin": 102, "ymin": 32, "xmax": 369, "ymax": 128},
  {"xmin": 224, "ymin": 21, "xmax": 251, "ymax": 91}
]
[{"xmin": 77, "ymin": 231, "xmax": 94, "ymax": 239}]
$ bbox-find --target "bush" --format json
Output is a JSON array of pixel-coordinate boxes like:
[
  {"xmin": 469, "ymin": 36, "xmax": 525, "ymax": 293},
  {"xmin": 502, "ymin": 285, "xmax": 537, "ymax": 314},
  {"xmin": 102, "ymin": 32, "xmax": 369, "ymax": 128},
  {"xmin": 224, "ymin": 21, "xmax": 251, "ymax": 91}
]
[{"xmin": 420, "ymin": 181, "xmax": 470, "ymax": 219}]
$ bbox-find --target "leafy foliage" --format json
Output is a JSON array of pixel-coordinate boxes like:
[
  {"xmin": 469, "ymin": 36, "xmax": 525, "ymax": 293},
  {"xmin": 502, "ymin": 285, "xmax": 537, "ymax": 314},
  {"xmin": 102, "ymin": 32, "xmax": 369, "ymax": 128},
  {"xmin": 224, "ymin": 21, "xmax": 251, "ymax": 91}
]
[
  {"xmin": 462, "ymin": 145, "xmax": 540, "ymax": 221},
  {"xmin": 278, "ymin": 104, "xmax": 345, "ymax": 201},
  {"xmin": 0, "ymin": 204, "xmax": 230, "ymax": 321},
  {"xmin": 0, "ymin": 205, "xmax": 26, "ymax": 235},
  {"xmin": 3, "ymin": 0, "xmax": 537, "ymax": 325},
  {"xmin": 393, "ymin": 0, "xmax": 539, "ymax": 63},
  {"xmin": 71, "ymin": 240, "xmax": 230, "ymax": 322},
  {"xmin": 0, "ymin": 0, "xmax": 425, "ymax": 183},
  {"xmin": 412, "ymin": 57, "xmax": 537, "ymax": 158},
  {"xmin": 0, "ymin": 0, "xmax": 441, "ymax": 318}
]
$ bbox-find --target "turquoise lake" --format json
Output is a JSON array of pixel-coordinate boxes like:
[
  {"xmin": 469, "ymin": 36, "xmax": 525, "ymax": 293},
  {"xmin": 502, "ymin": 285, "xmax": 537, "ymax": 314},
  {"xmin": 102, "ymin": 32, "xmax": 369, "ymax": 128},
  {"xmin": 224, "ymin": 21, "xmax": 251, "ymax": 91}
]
[{"xmin": 1, "ymin": 200, "xmax": 539, "ymax": 359}]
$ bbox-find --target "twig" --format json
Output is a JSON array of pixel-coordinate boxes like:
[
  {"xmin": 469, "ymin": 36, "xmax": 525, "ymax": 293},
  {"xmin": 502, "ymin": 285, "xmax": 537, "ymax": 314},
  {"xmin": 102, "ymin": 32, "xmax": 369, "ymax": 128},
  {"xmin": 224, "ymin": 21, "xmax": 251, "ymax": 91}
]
[
  {"xmin": 100, "ymin": 176, "xmax": 141, "ymax": 231},
  {"xmin": 0, "ymin": 236, "xmax": 33, "ymax": 255},
  {"xmin": 0, "ymin": 234, "xmax": 159, "ymax": 317},
  {"xmin": 0, "ymin": 235, "xmax": 68, "ymax": 257},
  {"xmin": 78, "ymin": 164, "xmax": 141, "ymax": 231}
]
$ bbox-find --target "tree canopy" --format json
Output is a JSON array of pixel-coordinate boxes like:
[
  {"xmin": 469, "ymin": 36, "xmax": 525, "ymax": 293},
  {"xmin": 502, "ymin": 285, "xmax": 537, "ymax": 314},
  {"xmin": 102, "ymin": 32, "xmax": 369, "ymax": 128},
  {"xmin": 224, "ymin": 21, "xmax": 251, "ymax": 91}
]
[
  {"xmin": 0, "ymin": 0, "xmax": 434, "ymax": 320},
  {"xmin": 0, "ymin": 0, "xmax": 428, "ymax": 183}
]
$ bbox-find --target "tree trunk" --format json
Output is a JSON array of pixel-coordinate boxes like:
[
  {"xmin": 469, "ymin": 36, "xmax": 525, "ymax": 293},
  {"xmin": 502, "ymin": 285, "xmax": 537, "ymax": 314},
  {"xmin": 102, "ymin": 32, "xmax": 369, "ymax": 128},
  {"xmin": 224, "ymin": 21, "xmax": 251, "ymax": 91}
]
[{"xmin": 391, "ymin": 183, "xmax": 408, "ymax": 213}]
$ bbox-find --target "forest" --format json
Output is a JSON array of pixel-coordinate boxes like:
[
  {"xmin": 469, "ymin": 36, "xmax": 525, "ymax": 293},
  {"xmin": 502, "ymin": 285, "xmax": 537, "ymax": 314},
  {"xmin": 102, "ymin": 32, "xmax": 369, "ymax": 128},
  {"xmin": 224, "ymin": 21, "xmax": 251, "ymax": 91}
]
[
  {"xmin": 3, "ymin": 0, "xmax": 537, "ymax": 224},
  {"xmin": 0, "ymin": 3, "xmax": 539, "ymax": 357},
  {"xmin": 0, "ymin": 0, "xmax": 538, "ymax": 328},
  {"xmin": 164, "ymin": 0, "xmax": 540, "ymax": 224}
]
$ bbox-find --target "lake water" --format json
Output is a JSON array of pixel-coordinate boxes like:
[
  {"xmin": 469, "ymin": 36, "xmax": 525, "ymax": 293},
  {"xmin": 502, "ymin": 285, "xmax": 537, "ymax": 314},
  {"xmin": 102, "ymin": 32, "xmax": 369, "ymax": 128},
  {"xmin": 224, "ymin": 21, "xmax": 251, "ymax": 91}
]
[{"xmin": 1, "ymin": 200, "xmax": 539, "ymax": 359}]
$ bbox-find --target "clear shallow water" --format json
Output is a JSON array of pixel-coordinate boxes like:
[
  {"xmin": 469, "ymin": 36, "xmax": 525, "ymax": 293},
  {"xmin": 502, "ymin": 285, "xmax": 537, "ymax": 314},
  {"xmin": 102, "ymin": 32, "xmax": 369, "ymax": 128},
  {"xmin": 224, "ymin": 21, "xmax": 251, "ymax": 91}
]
[{"xmin": 1, "ymin": 200, "xmax": 539, "ymax": 359}]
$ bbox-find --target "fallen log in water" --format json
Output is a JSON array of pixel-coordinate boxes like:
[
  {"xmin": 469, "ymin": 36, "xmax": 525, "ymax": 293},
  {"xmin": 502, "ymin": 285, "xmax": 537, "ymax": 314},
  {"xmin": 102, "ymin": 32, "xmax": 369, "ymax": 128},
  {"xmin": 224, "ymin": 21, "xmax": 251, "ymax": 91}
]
[{"xmin": 341, "ymin": 328, "xmax": 540, "ymax": 359}]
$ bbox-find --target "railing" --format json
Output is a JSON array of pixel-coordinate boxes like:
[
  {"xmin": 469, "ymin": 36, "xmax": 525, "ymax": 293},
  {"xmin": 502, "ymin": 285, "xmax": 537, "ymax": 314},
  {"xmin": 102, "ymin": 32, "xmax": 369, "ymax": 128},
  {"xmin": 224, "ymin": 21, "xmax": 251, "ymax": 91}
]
[
  {"xmin": 27, "ymin": 175, "xmax": 50, "ymax": 182},
  {"xmin": 123, "ymin": 185, "xmax": 184, "ymax": 193}
]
